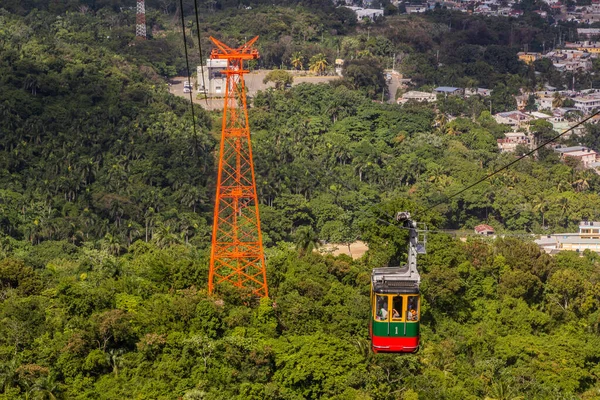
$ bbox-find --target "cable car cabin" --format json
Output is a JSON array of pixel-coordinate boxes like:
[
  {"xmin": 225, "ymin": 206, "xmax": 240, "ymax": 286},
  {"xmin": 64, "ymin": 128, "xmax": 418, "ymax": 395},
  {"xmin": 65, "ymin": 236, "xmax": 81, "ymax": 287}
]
[{"xmin": 370, "ymin": 267, "xmax": 420, "ymax": 353}]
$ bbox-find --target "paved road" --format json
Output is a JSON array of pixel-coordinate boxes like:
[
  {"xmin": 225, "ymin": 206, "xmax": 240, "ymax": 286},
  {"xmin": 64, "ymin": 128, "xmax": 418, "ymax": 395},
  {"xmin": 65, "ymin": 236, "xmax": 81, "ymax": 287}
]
[
  {"xmin": 170, "ymin": 69, "xmax": 404, "ymax": 109},
  {"xmin": 384, "ymin": 69, "xmax": 403, "ymax": 104}
]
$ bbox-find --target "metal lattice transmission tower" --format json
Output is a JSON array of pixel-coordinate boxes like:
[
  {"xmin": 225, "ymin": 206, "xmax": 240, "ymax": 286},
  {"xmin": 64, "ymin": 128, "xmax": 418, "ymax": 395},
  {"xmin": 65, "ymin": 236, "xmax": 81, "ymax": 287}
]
[
  {"xmin": 208, "ymin": 36, "xmax": 268, "ymax": 298},
  {"xmin": 135, "ymin": 0, "xmax": 146, "ymax": 39}
]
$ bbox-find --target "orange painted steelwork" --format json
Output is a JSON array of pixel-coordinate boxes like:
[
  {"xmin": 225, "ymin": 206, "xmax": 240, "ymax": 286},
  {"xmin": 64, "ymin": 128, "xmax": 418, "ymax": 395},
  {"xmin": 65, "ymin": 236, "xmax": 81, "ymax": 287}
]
[{"xmin": 208, "ymin": 36, "xmax": 268, "ymax": 298}]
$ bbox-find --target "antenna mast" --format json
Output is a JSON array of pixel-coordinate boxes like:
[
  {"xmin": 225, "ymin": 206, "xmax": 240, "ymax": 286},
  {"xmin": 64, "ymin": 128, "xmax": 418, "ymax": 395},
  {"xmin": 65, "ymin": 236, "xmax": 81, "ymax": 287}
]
[{"xmin": 136, "ymin": 0, "xmax": 147, "ymax": 39}]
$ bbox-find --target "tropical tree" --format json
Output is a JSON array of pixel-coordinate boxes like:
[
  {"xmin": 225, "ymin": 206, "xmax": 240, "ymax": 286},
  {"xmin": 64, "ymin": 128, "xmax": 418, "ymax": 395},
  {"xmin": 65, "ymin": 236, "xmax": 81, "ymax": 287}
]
[
  {"xmin": 263, "ymin": 70, "xmax": 293, "ymax": 90},
  {"xmin": 552, "ymin": 92, "xmax": 564, "ymax": 108},
  {"xmin": 294, "ymin": 226, "xmax": 320, "ymax": 256},
  {"xmin": 290, "ymin": 52, "xmax": 304, "ymax": 70},
  {"xmin": 309, "ymin": 53, "xmax": 328, "ymax": 76}
]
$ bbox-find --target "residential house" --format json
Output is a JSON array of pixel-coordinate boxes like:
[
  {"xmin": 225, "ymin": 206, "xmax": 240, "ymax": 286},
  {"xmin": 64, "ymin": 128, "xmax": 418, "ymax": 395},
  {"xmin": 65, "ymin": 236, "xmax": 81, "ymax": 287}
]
[
  {"xmin": 527, "ymin": 111, "xmax": 553, "ymax": 120},
  {"xmin": 573, "ymin": 94, "xmax": 600, "ymax": 113},
  {"xmin": 434, "ymin": 86, "xmax": 463, "ymax": 95},
  {"xmin": 464, "ymin": 88, "xmax": 491, "ymax": 97},
  {"xmin": 494, "ymin": 111, "xmax": 533, "ymax": 129},
  {"xmin": 518, "ymin": 52, "xmax": 542, "ymax": 65},
  {"xmin": 474, "ymin": 224, "xmax": 495, "ymax": 235},
  {"xmin": 474, "ymin": 4, "xmax": 492, "ymax": 14},
  {"xmin": 564, "ymin": 41, "xmax": 600, "ymax": 54},
  {"xmin": 497, "ymin": 132, "xmax": 532, "ymax": 153},
  {"xmin": 536, "ymin": 95, "xmax": 554, "ymax": 110},
  {"xmin": 554, "ymin": 146, "xmax": 599, "ymax": 167},
  {"xmin": 405, "ymin": 4, "xmax": 428, "ymax": 13},
  {"xmin": 344, "ymin": 6, "xmax": 384, "ymax": 21},
  {"xmin": 578, "ymin": 28, "xmax": 600, "ymax": 39}
]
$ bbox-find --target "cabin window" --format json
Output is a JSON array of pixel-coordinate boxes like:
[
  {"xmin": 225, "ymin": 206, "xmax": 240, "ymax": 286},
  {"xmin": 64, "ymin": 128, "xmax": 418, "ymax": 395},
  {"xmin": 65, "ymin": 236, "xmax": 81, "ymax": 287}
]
[
  {"xmin": 376, "ymin": 295, "xmax": 389, "ymax": 321},
  {"xmin": 392, "ymin": 296, "xmax": 403, "ymax": 321},
  {"xmin": 407, "ymin": 295, "xmax": 419, "ymax": 321}
]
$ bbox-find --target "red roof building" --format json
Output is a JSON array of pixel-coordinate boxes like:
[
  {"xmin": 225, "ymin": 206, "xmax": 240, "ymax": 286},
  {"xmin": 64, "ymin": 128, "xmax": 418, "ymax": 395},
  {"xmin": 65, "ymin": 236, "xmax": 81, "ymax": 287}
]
[{"xmin": 474, "ymin": 224, "xmax": 495, "ymax": 235}]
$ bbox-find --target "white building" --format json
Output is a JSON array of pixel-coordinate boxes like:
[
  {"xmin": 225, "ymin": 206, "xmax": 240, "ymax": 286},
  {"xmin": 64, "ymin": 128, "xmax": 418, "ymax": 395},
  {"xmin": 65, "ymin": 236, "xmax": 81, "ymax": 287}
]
[
  {"xmin": 494, "ymin": 111, "xmax": 533, "ymax": 129},
  {"xmin": 573, "ymin": 94, "xmax": 600, "ymax": 113},
  {"xmin": 405, "ymin": 4, "xmax": 428, "ymax": 13},
  {"xmin": 578, "ymin": 28, "xmax": 600, "ymax": 39},
  {"xmin": 536, "ymin": 221, "xmax": 600, "ymax": 254},
  {"xmin": 344, "ymin": 6, "xmax": 383, "ymax": 21},
  {"xmin": 497, "ymin": 132, "xmax": 532, "ymax": 153},
  {"xmin": 397, "ymin": 91, "xmax": 437, "ymax": 104},
  {"xmin": 197, "ymin": 59, "xmax": 227, "ymax": 96}
]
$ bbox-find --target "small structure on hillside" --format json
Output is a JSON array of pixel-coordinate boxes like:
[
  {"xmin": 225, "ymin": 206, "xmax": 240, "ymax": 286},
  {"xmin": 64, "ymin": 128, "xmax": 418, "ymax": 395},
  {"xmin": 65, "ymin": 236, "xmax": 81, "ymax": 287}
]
[{"xmin": 474, "ymin": 224, "xmax": 495, "ymax": 235}]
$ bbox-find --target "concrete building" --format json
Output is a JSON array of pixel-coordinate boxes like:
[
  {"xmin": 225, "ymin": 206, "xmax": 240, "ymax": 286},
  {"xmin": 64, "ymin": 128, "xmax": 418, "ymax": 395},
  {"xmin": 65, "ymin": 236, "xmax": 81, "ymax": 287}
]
[
  {"xmin": 397, "ymin": 91, "xmax": 437, "ymax": 104},
  {"xmin": 536, "ymin": 221, "xmax": 600, "ymax": 254},
  {"xmin": 555, "ymin": 146, "xmax": 599, "ymax": 167},
  {"xmin": 518, "ymin": 52, "xmax": 542, "ymax": 65},
  {"xmin": 465, "ymin": 88, "xmax": 491, "ymax": 97},
  {"xmin": 497, "ymin": 132, "xmax": 532, "ymax": 153},
  {"xmin": 344, "ymin": 6, "xmax": 384, "ymax": 21},
  {"xmin": 494, "ymin": 111, "xmax": 532, "ymax": 129},
  {"xmin": 564, "ymin": 41, "xmax": 600, "ymax": 54},
  {"xmin": 405, "ymin": 4, "xmax": 428, "ymax": 13},
  {"xmin": 573, "ymin": 94, "xmax": 600, "ymax": 113},
  {"xmin": 535, "ymin": 96, "xmax": 553, "ymax": 110},
  {"xmin": 578, "ymin": 28, "xmax": 600, "ymax": 39},
  {"xmin": 197, "ymin": 59, "xmax": 227, "ymax": 96},
  {"xmin": 434, "ymin": 86, "xmax": 463, "ymax": 95}
]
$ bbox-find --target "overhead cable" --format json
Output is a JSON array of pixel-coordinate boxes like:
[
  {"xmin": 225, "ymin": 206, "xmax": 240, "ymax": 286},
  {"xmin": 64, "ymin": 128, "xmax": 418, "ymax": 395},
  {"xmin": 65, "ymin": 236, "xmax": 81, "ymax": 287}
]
[
  {"xmin": 192, "ymin": 0, "xmax": 208, "ymax": 105},
  {"xmin": 178, "ymin": 0, "xmax": 201, "ymax": 157},
  {"xmin": 416, "ymin": 109, "xmax": 600, "ymax": 218}
]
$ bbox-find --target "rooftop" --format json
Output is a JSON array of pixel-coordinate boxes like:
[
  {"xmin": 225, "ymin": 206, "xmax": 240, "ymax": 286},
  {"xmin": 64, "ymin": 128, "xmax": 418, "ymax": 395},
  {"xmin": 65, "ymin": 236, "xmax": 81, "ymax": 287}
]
[
  {"xmin": 555, "ymin": 146, "xmax": 589, "ymax": 153},
  {"xmin": 474, "ymin": 224, "xmax": 495, "ymax": 233},
  {"xmin": 434, "ymin": 86, "xmax": 461, "ymax": 93}
]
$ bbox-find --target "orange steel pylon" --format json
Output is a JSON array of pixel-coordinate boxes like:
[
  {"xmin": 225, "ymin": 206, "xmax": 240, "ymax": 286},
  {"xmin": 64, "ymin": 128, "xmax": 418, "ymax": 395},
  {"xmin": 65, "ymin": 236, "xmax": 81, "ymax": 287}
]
[{"xmin": 208, "ymin": 36, "xmax": 268, "ymax": 298}]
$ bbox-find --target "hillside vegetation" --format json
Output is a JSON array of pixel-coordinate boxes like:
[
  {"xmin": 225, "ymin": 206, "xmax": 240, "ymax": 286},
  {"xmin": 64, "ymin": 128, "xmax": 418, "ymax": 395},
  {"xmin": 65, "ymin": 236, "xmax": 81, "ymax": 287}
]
[{"xmin": 1, "ymin": 6, "xmax": 600, "ymax": 400}]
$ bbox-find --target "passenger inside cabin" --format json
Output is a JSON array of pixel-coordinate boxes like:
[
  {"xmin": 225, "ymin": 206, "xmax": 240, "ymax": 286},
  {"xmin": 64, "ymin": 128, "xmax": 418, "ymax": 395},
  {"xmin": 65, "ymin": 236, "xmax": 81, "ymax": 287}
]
[
  {"xmin": 392, "ymin": 295, "xmax": 403, "ymax": 320},
  {"xmin": 407, "ymin": 296, "xmax": 418, "ymax": 321},
  {"xmin": 377, "ymin": 296, "xmax": 388, "ymax": 320}
]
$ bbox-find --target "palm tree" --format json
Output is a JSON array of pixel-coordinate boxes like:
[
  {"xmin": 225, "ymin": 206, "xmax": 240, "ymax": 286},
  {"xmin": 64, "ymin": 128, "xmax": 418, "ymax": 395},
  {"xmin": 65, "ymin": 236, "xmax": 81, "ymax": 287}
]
[
  {"xmin": 552, "ymin": 92, "xmax": 564, "ymax": 108},
  {"xmin": 290, "ymin": 52, "xmax": 304, "ymax": 70},
  {"xmin": 31, "ymin": 373, "xmax": 58, "ymax": 400},
  {"xmin": 102, "ymin": 233, "xmax": 122, "ymax": 256},
  {"xmin": 572, "ymin": 170, "xmax": 593, "ymax": 192},
  {"xmin": 532, "ymin": 195, "xmax": 549, "ymax": 228},
  {"xmin": 153, "ymin": 225, "xmax": 181, "ymax": 249},
  {"xmin": 309, "ymin": 54, "xmax": 328, "ymax": 76},
  {"xmin": 485, "ymin": 380, "xmax": 524, "ymax": 400},
  {"xmin": 434, "ymin": 113, "xmax": 448, "ymax": 130},
  {"xmin": 294, "ymin": 226, "xmax": 320, "ymax": 256}
]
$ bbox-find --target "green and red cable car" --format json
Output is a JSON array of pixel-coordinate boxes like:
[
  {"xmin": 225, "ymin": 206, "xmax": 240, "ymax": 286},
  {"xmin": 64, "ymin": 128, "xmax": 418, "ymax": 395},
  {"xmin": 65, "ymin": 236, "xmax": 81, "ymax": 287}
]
[{"xmin": 370, "ymin": 212, "xmax": 423, "ymax": 354}]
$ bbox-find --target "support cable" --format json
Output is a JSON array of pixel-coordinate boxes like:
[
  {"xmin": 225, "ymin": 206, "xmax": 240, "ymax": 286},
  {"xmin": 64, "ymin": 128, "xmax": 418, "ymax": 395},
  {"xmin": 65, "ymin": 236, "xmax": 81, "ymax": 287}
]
[
  {"xmin": 192, "ymin": 0, "xmax": 208, "ymax": 105},
  {"xmin": 178, "ymin": 0, "xmax": 201, "ymax": 158}
]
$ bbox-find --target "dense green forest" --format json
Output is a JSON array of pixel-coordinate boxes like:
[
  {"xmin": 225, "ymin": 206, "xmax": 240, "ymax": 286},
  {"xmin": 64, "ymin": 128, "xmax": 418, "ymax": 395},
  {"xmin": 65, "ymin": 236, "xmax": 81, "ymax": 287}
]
[{"xmin": 2, "ymin": 3, "xmax": 600, "ymax": 399}]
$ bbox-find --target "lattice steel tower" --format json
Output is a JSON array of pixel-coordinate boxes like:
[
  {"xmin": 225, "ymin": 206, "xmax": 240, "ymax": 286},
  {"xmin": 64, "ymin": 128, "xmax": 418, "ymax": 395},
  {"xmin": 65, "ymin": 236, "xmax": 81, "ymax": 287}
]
[
  {"xmin": 208, "ymin": 36, "xmax": 268, "ymax": 298},
  {"xmin": 135, "ymin": 0, "xmax": 146, "ymax": 39}
]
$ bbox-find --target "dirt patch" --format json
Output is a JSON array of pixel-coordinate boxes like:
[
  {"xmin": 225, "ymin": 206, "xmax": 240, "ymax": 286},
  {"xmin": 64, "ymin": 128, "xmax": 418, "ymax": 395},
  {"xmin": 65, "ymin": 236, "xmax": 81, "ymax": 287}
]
[{"xmin": 319, "ymin": 241, "xmax": 369, "ymax": 260}]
